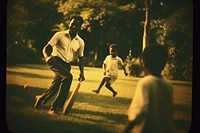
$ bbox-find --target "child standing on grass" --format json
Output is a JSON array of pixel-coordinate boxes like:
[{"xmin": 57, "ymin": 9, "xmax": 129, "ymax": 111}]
[
  {"xmin": 122, "ymin": 44, "xmax": 174, "ymax": 133},
  {"xmin": 92, "ymin": 44, "xmax": 128, "ymax": 97}
]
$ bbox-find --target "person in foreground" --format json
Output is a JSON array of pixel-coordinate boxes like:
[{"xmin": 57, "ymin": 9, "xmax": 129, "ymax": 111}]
[
  {"xmin": 34, "ymin": 16, "xmax": 85, "ymax": 115},
  {"xmin": 122, "ymin": 44, "xmax": 174, "ymax": 133},
  {"xmin": 92, "ymin": 44, "xmax": 128, "ymax": 97}
]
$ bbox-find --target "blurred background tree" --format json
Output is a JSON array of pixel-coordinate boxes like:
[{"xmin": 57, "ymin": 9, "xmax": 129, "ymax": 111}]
[
  {"xmin": 7, "ymin": 0, "xmax": 193, "ymax": 81},
  {"xmin": 7, "ymin": 0, "xmax": 62, "ymax": 64}
]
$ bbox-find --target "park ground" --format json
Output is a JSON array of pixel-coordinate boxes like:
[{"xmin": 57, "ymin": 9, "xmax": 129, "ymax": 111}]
[{"xmin": 6, "ymin": 64, "xmax": 192, "ymax": 133}]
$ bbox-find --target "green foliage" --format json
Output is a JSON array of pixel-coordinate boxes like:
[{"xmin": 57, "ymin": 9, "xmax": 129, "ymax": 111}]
[
  {"xmin": 124, "ymin": 56, "xmax": 144, "ymax": 77},
  {"xmin": 163, "ymin": 5, "xmax": 193, "ymax": 81},
  {"xmin": 150, "ymin": 19, "xmax": 167, "ymax": 45},
  {"xmin": 7, "ymin": 0, "xmax": 62, "ymax": 64},
  {"xmin": 7, "ymin": 0, "xmax": 34, "ymax": 52},
  {"xmin": 56, "ymin": 0, "xmax": 144, "ymax": 61},
  {"xmin": 6, "ymin": 0, "xmax": 193, "ymax": 81},
  {"xmin": 51, "ymin": 23, "xmax": 67, "ymax": 32},
  {"xmin": 148, "ymin": 1, "xmax": 193, "ymax": 81}
]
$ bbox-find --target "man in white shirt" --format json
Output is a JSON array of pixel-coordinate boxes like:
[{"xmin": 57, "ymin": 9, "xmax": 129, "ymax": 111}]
[
  {"xmin": 34, "ymin": 16, "xmax": 85, "ymax": 115},
  {"xmin": 122, "ymin": 44, "xmax": 174, "ymax": 133},
  {"xmin": 92, "ymin": 44, "xmax": 128, "ymax": 97}
]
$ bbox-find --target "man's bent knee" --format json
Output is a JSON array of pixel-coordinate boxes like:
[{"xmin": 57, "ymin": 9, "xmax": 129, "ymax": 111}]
[
  {"xmin": 105, "ymin": 82, "xmax": 111, "ymax": 88},
  {"xmin": 62, "ymin": 73, "xmax": 73, "ymax": 82},
  {"xmin": 67, "ymin": 73, "xmax": 73, "ymax": 80}
]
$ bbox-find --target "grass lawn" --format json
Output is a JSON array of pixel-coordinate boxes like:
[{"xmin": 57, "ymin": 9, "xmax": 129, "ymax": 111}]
[{"xmin": 6, "ymin": 64, "xmax": 192, "ymax": 133}]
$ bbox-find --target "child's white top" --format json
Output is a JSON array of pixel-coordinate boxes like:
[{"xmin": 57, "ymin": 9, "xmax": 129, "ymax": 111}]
[{"xmin": 103, "ymin": 55, "xmax": 124, "ymax": 78}]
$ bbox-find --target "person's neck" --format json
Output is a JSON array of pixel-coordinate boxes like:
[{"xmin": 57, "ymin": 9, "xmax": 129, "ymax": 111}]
[
  {"xmin": 111, "ymin": 55, "xmax": 117, "ymax": 58},
  {"xmin": 69, "ymin": 31, "xmax": 77, "ymax": 39},
  {"xmin": 145, "ymin": 70, "xmax": 161, "ymax": 78},
  {"xmin": 152, "ymin": 74, "xmax": 162, "ymax": 78}
]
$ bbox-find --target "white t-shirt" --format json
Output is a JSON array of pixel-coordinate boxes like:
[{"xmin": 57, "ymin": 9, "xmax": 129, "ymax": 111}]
[
  {"xmin": 128, "ymin": 75, "xmax": 174, "ymax": 133},
  {"xmin": 103, "ymin": 55, "xmax": 124, "ymax": 79},
  {"xmin": 48, "ymin": 30, "xmax": 84, "ymax": 63}
]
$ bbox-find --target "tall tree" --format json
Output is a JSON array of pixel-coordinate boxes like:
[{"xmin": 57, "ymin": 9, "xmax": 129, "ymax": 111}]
[{"xmin": 142, "ymin": 0, "xmax": 152, "ymax": 51}]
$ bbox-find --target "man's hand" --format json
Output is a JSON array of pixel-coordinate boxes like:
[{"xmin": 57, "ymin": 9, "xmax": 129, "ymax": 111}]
[
  {"xmin": 103, "ymin": 71, "xmax": 106, "ymax": 75},
  {"xmin": 78, "ymin": 73, "xmax": 85, "ymax": 82},
  {"xmin": 124, "ymin": 71, "xmax": 128, "ymax": 76}
]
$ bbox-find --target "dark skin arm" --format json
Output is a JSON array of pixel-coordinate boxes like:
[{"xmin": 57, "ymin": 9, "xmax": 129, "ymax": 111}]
[
  {"xmin": 103, "ymin": 63, "xmax": 106, "ymax": 75},
  {"xmin": 43, "ymin": 44, "xmax": 53, "ymax": 59},
  {"xmin": 122, "ymin": 65, "xmax": 128, "ymax": 76},
  {"xmin": 78, "ymin": 56, "xmax": 85, "ymax": 81}
]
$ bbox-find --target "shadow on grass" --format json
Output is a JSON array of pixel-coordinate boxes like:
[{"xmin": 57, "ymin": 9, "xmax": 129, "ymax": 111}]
[
  {"xmin": 6, "ymin": 112, "xmax": 116, "ymax": 133},
  {"xmin": 173, "ymin": 104, "xmax": 192, "ymax": 133},
  {"xmin": 6, "ymin": 84, "xmax": 192, "ymax": 133},
  {"xmin": 174, "ymin": 119, "xmax": 191, "ymax": 132},
  {"xmin": 75, "ymin": 92, "xmax": 132, "ymax": 108},
  {"xmin": 71, "ymin": 108, "xmax": 127, "ymax": 124},
  {"xmin": 7, "ymin": 71, "xmax": 52, "ymax": 79},
  {"xmin": 6, "ymin": 84, "xmax": 128, "ymax": 133},
  {"xmin": 174, "ymin": 104, "xmax": 191, "ymax": 114},
  {"xmin": 7, "ymin": 63, "xmax": 49, "ymax": 70},
  {"xmin": 6, "ymin": 84, "xmax": 46, "ymax": 106}
]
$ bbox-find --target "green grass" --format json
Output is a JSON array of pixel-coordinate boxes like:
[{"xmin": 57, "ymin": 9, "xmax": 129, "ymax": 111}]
[{"xmin": 6, "ymin": 64, "xmax": 192, "ymax": 133}]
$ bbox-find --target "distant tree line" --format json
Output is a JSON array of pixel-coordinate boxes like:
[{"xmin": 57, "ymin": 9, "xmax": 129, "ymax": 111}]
[{"xmin": 7, "ymin": 0, "xmax": 192, "ymax": 81}]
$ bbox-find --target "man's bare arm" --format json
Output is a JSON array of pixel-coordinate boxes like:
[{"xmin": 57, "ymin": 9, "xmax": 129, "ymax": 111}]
[
  {"xmin": 78, "ymin": 57, "xmax": 85, "ymax": 81},
  {"xmin": 43, "ymin": 44, "xmax": 53, "ymax": 61}
]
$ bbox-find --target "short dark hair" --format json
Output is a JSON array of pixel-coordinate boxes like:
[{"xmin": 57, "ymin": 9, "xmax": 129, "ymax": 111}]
[
  {"xmin": 109, "ymin": 44, "xmax": 118, "ymax": 49},
  {"xmin": 109, "ymin": 44, "xmax": 118, "ymax": 53},
  {"xmin": 70, "ymin": 16, "xmax": 84, "ymax": 24},
  {"xmin": 142, "ymin": 44, "xmax": 168, "ymax": 75}
]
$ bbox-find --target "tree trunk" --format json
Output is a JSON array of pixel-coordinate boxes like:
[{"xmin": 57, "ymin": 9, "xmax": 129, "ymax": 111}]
[{"xmin": 142, "ymin": 0, "xmax": 152, "ymax": 51}]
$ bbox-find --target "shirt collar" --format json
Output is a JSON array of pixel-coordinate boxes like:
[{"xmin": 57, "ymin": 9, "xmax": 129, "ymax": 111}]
[
  {"xmin": 110, "ymin": 55, "xmax": 118, "ymax": 59},
  {"xmin": 65, "ymin": 30, "xmax": 79, "ymax": 40}
]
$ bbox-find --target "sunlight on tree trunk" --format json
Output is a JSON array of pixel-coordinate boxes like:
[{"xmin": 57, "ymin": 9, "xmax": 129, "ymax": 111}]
[
  {"xmin": 142, "ymin": 8, "xmax": 148, "ymax": 51},
  {"xmin": 142, "ymin": 0, "xmax": 152, "ymax": 51},
  {"xmin": 94, "ymin": 51, "xmax": 98, "ymax": 61}
]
